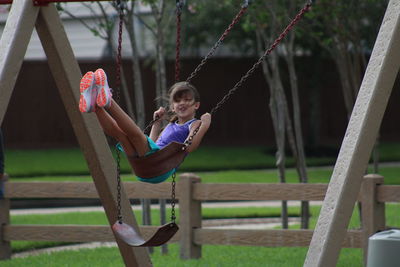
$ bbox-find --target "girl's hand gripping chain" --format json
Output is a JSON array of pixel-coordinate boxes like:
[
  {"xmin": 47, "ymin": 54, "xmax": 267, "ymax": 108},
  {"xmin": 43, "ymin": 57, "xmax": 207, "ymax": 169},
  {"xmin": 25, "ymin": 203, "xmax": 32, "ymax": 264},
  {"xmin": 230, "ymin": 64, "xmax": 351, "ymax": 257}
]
[{"xmin": 153, "ymin": 107, "xmax": 166, "ymax": 122}]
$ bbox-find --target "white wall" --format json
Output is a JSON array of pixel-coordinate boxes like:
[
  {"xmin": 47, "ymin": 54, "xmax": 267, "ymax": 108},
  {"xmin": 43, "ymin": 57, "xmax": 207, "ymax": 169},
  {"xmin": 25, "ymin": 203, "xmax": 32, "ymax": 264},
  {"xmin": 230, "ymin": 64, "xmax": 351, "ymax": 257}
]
[{"xmin": 0, "ymin": 2, "xmax": 151, "ymax": 60}]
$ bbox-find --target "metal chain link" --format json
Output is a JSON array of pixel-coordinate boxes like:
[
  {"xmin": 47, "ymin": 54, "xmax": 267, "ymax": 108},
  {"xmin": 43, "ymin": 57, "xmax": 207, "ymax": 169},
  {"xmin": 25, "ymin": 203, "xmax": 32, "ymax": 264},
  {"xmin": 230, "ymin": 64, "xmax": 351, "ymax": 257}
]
[
  {"xmin": 182, "ymin": 123, "xmax": 200, "ymax": 150},
  {"xmin": 175, "ymin": 0, "xmax": 184, "ymax": 83},
  {"xmin": 116, "ymin": 153, "xmax": 122, "ymax": 222},
  {"xmin": 170, "ymin": 172, "xmax": 177, "ymax": 223},
  {"xmin": 186, "ymin": 2, "xmax": 249, "ymax": 83},
  {"xmin": 115, "ymin": 0, "xmax": 125, "ymax": 223},
  {"xmin": 209, "ymin": 2, "xmax": 312, "ymax": 116},
  {"xmin": 115, "ymin": 5, "xmax": 124, "ymax": 97},
  {"xmin": 142, "ymin": 117, "xmax": 159, "ymax": 134}
]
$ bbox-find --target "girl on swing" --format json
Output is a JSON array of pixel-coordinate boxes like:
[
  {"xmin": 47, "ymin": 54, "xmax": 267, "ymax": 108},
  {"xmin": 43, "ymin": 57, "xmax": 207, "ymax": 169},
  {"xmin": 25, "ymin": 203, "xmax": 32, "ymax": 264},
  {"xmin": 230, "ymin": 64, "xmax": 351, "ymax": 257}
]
[{"xmin": 79, "ymin": 68, "xmax": 211, "ymax": 184}]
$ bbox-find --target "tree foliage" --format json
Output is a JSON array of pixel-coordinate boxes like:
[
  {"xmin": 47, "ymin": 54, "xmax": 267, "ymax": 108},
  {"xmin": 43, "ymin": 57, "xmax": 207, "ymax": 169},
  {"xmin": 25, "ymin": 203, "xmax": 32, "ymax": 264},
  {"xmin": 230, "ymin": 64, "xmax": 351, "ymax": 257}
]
[
  {"xmin": 180, "ymin": 0, "xmax": 256, "ymax": 56},
  {"xmin": 303, "ymin": 0, "xmax": 388, "ymax": 117}
]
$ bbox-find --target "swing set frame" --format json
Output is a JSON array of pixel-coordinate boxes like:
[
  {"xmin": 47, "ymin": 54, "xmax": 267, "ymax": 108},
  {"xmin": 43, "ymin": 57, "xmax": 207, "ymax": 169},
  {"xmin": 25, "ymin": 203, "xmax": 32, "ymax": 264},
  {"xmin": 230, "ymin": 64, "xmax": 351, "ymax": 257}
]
[{"xmin": 1, "ymin": 0, "xmax": 400, "ymax": 266}]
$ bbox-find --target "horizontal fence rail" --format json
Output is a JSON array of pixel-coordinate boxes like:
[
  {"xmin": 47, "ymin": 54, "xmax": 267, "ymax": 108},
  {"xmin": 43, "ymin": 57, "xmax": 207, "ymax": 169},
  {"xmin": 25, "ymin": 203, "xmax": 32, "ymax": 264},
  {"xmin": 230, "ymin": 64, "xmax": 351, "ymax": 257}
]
[
  {"xmin": 193, "ymin": 229, "xmax": 362, "ymax": 248},
  {"xmin": 377, "ymin": 185, "xmax": 400, "ymax": 202},
  {"xmin": 192, "ymin": 183, "xmax": 329, "ymax": 201},
  {"xmin": 6, "ymin": 182, "xmax": 334, "ymax": 201},
  {"xmin": 5, "ymin": 182, "xmax": 174, "ymax": 199},
  {"xmin": 7, "ymin": 181, "xmax": 379, "ymax": 201}
]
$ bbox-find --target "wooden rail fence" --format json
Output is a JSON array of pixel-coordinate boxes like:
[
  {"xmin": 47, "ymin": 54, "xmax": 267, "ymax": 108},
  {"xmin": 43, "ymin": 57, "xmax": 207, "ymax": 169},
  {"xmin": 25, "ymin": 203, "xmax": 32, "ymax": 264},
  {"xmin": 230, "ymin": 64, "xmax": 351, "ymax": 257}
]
[{"xmin": 1, "ymin": 173, "xmax": 398, "ymax": 265}]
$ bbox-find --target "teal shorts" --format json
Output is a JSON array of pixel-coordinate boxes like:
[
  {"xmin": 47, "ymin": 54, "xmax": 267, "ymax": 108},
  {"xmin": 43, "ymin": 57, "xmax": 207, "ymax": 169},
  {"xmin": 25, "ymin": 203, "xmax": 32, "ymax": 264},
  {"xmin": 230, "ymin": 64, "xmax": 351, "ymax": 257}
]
[{"xmin": 116, "ymin": 136, "xmax": 175, "ymax": 184}]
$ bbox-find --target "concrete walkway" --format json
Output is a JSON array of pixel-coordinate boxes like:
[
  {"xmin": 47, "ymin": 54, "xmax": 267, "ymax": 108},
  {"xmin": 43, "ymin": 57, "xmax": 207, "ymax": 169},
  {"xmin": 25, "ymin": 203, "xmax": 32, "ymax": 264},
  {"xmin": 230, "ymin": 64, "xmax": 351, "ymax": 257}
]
[{"xmin": 10, "ymin": 200, "xmax": 323, "ymax": 215}]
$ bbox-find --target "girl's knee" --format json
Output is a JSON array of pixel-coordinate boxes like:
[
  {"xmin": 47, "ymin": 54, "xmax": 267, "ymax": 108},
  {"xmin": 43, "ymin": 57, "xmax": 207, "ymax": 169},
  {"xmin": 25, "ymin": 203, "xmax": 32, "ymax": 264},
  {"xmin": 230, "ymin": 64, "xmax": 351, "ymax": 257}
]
[
  {"xmin": 128, "ymin": 134, "xmax": 150, "ymax": 157},
  {"xmin": 117, "ymin": 135, "xmax": 136, "ymax": 156}
]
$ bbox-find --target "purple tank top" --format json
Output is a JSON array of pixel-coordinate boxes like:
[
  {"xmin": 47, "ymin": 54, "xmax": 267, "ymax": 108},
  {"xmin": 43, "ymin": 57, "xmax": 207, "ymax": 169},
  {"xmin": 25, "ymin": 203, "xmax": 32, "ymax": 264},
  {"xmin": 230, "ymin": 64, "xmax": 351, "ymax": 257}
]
[{"xmin": 156, "ymin": 119, "xmax": 197, "ymax": 149}]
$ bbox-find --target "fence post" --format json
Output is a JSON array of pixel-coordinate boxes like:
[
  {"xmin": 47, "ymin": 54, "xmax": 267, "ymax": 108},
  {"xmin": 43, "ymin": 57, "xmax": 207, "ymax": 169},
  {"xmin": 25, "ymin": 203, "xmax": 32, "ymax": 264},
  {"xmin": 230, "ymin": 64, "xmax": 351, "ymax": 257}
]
[
  {"xmin": 0, "ymin": 174, "xmax": 11, "ymax": 260},
  {"xmin": 179, "ymin": 173, "xmax": 201, "ymax": 259},
  {"xmin": 360, "ymin": 174, "xmax": 385, "ymax": 266}
]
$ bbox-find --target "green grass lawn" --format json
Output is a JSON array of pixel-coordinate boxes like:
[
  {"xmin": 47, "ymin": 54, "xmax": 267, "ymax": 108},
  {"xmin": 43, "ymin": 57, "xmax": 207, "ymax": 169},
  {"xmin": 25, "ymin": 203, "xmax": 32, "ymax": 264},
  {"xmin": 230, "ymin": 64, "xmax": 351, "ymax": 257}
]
[
  {"xmin": 1, "ymin": 245, "xmax": 363, "ymax": 267},
  {"xmin": 1, "ymin": 246, "xmax": 367, "ymax": 267},
  {"xmin": 4, "ymin": 145, "xmax": 312, "ymax": 177},
  {"xmin": 5, "ymin": 142, "xmax": 400, "ymax": 177}
]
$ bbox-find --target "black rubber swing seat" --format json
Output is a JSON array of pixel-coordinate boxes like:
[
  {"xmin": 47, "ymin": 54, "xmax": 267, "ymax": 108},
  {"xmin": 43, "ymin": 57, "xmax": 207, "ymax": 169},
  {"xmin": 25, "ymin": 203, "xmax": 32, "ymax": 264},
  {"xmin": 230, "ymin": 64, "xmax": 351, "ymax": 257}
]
[
  {"xmin": 112, "ymin": 221, "xmax": 179, "ymax": 247},
  {"xmin": 127, "ymin": 142, "xmax": 188, "ymax": 179}
]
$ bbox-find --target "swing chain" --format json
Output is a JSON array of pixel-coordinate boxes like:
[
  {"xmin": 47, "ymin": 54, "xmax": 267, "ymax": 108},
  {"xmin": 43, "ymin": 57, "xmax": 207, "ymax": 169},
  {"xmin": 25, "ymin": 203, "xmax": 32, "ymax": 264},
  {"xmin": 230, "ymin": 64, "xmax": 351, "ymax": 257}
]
[
  {"xmin": 114, "ymin": 0, "xmax": 126, "ymax": 224},
  {"xmin": 142, "ymin": 114, "xmax": 161, "ymax": 134},
  {"xmin": 209, "ymin": 1, "xmax": 312, "ymax": 116},
  {"xmin": 171, "ymin": 172, "xmax": 177, "ymax": 223},
  {"xmin": 116, "ymin": 153, "xmax": 122, "ymax": 223},
  {"xmin": 115, "ymin": 2, "xmax": 125, "ymax": 94},
  {"xmin": 183, "ymin": 124, "xmax": 201, "ymax": 150},
  {"xmin": 143, "ymin": 120, "xmax": 155, "ymax": 134},
  {"xmin": 175, "ymin": 0, "xmax": 184, "ymax": 82},
  {"xmin": 186, "ymin": 2, "xmax": 249, "ymax": 83}
]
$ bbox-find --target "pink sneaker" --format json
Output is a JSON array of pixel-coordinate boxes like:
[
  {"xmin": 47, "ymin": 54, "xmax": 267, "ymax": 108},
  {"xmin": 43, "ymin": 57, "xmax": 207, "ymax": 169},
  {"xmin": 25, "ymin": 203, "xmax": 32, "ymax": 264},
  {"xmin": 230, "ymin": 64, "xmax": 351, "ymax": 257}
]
[
  {"xmin": 95, "ymin": 68, "xmax": 112, "ymax": 109},
  {"xmin": 79, "ymin": 71, "xmax": 97, "ymax": 113}
]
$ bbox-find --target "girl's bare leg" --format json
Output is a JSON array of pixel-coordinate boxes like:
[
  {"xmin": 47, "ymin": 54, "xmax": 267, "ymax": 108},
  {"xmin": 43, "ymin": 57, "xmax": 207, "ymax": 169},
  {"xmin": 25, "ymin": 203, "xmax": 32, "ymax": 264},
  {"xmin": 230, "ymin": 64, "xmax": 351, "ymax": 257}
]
[
  {"xmin": 104, "ymin": 99, "xmax": 149, "ymax": 156},
  {"xmin": 95, "ymin": 108, "xmax": 143, "ymax": 156}
]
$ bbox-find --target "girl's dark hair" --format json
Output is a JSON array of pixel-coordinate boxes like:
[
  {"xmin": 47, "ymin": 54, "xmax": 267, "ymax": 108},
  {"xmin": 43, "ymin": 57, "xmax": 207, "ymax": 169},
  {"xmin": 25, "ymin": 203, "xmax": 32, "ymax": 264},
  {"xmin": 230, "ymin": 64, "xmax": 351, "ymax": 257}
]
[
  {"xmin": 168, "ymin": 82, "xmax": 200, "ymax": 103},
  {"xmin": 168, "ymin": 82, "xmax": 200, "ymax": 122}
]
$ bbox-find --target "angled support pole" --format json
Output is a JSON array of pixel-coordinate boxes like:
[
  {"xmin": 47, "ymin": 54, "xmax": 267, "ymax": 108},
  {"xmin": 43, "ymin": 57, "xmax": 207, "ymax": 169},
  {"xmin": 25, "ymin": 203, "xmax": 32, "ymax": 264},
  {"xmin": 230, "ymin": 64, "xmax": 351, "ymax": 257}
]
[
  {"xmin": 0, "ymin": 174, "xmax": 11, "ymax": 260},
  {"xmin": 304, "ymin": 1, "xmax": 400, "ymax": 266},
  {"xmin": 35, "ymin": 4, "xmax": 151, "ymax": 267},
  {"xmin": 0, "ymin": 0, "xmax": 39, "ymax": 123},
  {"xmin": 0, "ymin": 0, "xmax": 152, "ymax": 266}
]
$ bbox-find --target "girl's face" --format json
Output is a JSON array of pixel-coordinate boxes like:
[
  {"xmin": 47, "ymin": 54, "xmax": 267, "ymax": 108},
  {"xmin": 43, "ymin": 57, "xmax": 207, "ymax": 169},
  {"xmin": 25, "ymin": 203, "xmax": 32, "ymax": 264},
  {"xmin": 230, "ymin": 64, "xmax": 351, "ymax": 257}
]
[{"xmin": 171, "ymin": 92, "xmax": 200, "ymax": 123}]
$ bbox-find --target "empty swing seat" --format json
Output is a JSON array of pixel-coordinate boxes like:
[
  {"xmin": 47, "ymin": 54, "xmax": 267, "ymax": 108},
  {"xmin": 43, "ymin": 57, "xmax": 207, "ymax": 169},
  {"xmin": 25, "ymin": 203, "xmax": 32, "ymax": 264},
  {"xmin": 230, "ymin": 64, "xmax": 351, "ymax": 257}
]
[{"xmin": 113, "ymin": 221, "xmax": 179, "ymax": 247}]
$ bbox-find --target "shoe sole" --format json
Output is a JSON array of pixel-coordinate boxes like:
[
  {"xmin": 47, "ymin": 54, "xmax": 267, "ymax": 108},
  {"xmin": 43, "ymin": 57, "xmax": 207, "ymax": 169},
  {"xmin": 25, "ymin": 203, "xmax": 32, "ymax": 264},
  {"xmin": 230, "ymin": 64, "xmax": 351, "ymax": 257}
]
[
  {"xmin": 79, "ymin": 71, "xmax": 95, "ymax": 113},
  {"xmin": 95, "ymin": 69, "xmax": 111, "ymax": 108}
]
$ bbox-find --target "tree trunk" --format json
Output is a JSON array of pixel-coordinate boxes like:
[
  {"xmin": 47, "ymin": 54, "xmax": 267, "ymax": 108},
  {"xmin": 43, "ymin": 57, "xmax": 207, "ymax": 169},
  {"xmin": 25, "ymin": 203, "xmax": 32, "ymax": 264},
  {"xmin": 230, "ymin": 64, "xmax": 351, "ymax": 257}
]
[
  {"xmin": 125, "ymin": 9, "xmax": 146, "ymax": 129},
  {"xmin": 158, "ymin": 35, "xmax": 168, "ymax": 106},
  {"xmin": 150, "ymin": 0, "xmax": 168, "ymax": 108},
  {"xmin": 255, "ymin": 0, "xmax": 312, "ymax": 229},
  {"xmin": 259, "ymin": 43, "xmax": 289, "ymax": 228},
  {"xmin": 284, "ymin": 31, "xmax": 309, "ymax": 229}
]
